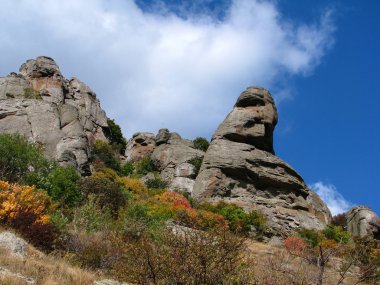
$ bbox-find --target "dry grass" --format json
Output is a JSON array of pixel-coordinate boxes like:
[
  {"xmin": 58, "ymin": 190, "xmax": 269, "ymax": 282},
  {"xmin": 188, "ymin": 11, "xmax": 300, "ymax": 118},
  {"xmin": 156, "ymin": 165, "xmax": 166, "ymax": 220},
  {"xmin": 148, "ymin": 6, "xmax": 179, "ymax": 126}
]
[{"xmin": 0, "ymin": 246, "xmax": 99, "ymax": 285}]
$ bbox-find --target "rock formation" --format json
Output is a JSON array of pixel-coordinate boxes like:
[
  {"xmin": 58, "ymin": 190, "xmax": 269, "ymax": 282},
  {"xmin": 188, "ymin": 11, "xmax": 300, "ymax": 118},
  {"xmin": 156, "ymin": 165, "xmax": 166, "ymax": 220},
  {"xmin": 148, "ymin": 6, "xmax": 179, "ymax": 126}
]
[
  {"xmin": 347, "ymin": 206, "xmax": 380, "ymax": 239},
  {"xmin": 124, "ymin": 132, "xmax": 156, "ymax": 162},
  {"xmin": 151, "ymin": 129, "xmax": 204, "ymax": 194},
  {"xmin": 0, "ymin": 56, "xmax": 110, "ymax": 174},
  {"xmin": 193, "ymin": 87, "xmax": 331, "ymax": 237}
]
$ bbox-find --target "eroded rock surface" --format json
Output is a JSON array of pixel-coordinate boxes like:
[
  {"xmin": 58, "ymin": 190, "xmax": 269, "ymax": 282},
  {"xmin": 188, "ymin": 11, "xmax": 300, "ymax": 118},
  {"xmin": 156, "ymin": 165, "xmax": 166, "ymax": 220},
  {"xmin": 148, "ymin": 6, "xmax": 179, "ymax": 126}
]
[
  {"xmin": 193, "ymin": 87, "xmax": 331, "ymax": 237},
  {"xmin": 347, "ymin": 206, "xmax": 380, "ymax": 239},
  {"xmin": 151, "ymin": 129, "xmax": 204, "ymax": 194},
  {"xmin": 0, "ymin": 56, "xmax": 110, "ymax": 174},
  {"xmin": 124, "ymin": 132, "xmax": 156, "ymax": 162}
]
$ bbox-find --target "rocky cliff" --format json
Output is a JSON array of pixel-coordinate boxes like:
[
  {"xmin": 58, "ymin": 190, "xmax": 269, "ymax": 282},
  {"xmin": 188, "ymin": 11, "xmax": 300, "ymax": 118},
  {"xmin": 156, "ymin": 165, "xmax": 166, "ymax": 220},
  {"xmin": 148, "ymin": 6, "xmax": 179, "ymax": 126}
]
[
  {"xmin": 0, "ymin": 56, "xmax": 110, "ymax": 174},
  {"xmin": 193, "ymin": 87, "xmax": 331, "ymax": 237}
]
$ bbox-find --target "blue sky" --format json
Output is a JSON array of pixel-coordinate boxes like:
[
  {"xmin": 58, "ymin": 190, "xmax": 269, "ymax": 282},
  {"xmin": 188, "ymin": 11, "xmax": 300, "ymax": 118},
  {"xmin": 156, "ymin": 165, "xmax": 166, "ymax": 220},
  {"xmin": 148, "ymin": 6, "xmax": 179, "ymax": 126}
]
[{"xmin": 0, "ymin": 0, "xmax": 378, "ymax": 215}]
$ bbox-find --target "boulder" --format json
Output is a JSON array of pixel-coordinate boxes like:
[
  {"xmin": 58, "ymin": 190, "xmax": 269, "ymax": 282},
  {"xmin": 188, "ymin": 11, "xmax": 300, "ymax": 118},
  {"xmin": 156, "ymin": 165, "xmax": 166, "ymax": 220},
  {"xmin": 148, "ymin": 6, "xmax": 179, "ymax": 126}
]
[
  {"xmin": 193, "ymin": 87, "xmax": 331, "ymax": 238},
  {"xmin": 0, "ymin": 56, "xmax": 111, "ymax": 174},
  {"xmin": 347, "ymin": 206, "xmax": 380, "ymax": 239},
  {"xmin": 124, "ymin": 132, "xmax": 156, "ymax": 162},
  {"xmin": 0, "ymin": 231, "xmax": 28, "ymax": 258},
  {"xmin": 151, "ymin": 130, "xmax": 204, "ymax": 194}
]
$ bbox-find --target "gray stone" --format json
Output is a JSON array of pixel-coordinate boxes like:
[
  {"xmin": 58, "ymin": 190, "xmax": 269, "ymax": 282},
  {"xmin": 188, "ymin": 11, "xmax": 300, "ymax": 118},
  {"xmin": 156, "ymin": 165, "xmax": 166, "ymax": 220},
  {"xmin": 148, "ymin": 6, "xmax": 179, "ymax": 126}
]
[
  {"xmin": 193, "ymin": 87, "xmax": 331, "ymax": 238},
  {"xmin": 155, "ymin": 128, "xmax": 171, "ymax": 145},
  {"xmin": 0, "ymin": 231, "xmax": 28, "ymax": 258},
  {"xmin": 0, "ymin": 57, "xmax": 111, "ymax": 174},
  {"xmin": 125, "ymin": 132, "xmax": 156, "ymax": 162},
  {"xmin": 347, "ymin": 206, "xmax": 380, "ymax": 239}
]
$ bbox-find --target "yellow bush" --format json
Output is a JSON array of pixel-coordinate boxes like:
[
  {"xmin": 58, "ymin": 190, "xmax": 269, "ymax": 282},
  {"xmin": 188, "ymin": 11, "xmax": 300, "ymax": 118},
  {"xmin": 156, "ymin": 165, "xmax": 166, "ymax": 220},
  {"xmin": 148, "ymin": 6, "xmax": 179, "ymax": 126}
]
[
  {"xmin": 0, "ymin": 180, "xmax": 57, "ymax": 248},
  {"xmin": 117, "ymin": 177, "xmax": 148, "ymax": 195},
  {"xmin": 0, "ymin": 180, "xmax": 52, "ymax": 224}
]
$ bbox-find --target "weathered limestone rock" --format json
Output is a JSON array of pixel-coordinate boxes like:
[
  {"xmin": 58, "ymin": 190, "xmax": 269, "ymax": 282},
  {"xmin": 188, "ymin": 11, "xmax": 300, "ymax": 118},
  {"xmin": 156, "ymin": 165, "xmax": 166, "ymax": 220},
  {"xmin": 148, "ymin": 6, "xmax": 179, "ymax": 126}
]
[
  {"xmin": 0, "ymin": 231, "xmax": 28, "ymax": 258},
  {"xmin": 124, "ymin": 132, "xmax": 156, "ymax": 162},
  {"xmin": 193, "ymin": 87, "xmax": 331, "ymax": 237},
  {"xmin": 151, "ymin": 130, "xmax": 204, "ymax": 194},
  {"xmin": 0, "ymin": 56, "xmax": 110, "ymax": 174},
  {"xmin": 347, "ymin": 206, "xmax": 380, "ymax": 239}
]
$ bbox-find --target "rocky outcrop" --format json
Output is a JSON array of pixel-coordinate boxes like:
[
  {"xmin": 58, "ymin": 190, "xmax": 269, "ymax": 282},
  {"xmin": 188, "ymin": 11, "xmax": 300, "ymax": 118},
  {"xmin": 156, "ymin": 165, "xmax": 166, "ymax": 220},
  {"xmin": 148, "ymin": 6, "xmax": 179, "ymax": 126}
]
[
  {"xmin": 0, "ymin": 231, "xmax": 28, "ymax": 258},
  {"xmin": 193, "ymin": 87, "xmax": 331, "ymax": 238},
  {"xmin": 151, "ymin": 129, "xmax": 204, "ymax": 194},
  {"xmin": 124, "ymin": 132, "xmax": 156, "ymax": 162},
  {"xmin": 0, "ymin": 56, "xmax": 110, "ymax": 174},
  {"xmin": 347, "ymin": 206, "xmax": 380, "ymax": 239}
]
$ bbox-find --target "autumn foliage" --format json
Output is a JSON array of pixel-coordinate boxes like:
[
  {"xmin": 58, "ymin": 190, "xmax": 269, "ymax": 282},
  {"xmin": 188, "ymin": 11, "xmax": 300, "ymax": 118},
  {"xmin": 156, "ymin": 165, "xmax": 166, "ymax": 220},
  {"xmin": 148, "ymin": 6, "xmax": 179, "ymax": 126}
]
[{"xmin": 0, "ymin": 180, "xmax": 56, "ymax": 248}]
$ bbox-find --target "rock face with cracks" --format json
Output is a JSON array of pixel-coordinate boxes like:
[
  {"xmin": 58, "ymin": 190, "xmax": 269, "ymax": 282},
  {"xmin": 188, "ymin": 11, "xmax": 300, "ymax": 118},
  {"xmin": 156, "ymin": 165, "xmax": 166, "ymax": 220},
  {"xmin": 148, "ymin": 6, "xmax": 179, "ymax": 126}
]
[
  {"xmin": 0, "ymin": 56, "xmax": 110, "ymax": 174},
  {"xmin": 347, "ymin": 206, "xmax": 380, "ymax": 239},
  {"xmin": 193, "ymin": 87, "xmax": 331, "ymax": 238}
]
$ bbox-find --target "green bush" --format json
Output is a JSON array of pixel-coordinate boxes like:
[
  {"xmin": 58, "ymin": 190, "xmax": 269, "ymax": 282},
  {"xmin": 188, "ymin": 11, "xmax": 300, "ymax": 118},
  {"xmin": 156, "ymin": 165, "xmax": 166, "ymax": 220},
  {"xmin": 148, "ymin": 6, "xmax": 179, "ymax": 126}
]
[
  {"xmin": 91, "ymin": 140, "xmax": 121, "ymax": 171},
  {"xmin": 135, "ymin": 155, "xmax": 156, "ymax": 175},
  {"xmin": 145, "ymin": 177, "xmax": 168, "ymax": 189},
  {"xmin": 0, "ymin": 133, "xmax": 51, "ymax": 183},
  {"xmin": 80, "ymin": 175, "xmax": 128, "ymax": 216},
  {"xmin": 107, "ymin": 119, "xmax": 127, "ymax": 154},
  {"xmin": 188, "ymin": 156, "xmax": 203, "ymax": 176},
  {"xmin": 120, "ymin": 162, "xmax": 134, "ymax": 177},
  {"xmin": 200, "ymin": 202, "xmax": 266, "ymax": 235},
  {"xmin": 323, "ymin": 225, "xmax": 350, "ymax": 244},
  {"xmin": 193, "ymin": 137, "xmax": 209, "ymax": 152},
  {"xmin": 40, "ymin": 166, "xmax": 82, "ymax": 208},
  {"xmin": 298, "ymin": 228, "xmax": 324, "ymax": 248}
]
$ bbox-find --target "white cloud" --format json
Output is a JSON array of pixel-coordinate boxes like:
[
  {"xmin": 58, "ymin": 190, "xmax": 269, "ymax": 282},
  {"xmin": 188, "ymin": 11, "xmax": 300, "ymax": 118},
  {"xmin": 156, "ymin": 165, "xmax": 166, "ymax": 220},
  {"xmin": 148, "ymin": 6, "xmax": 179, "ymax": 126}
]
[
  {"xmin": 310, "ymin": 182, "xmax": 352, "ymax": 215},
  {"xmin": 0, "ymin": 0, "xmax": 335, "ymax": 139}
]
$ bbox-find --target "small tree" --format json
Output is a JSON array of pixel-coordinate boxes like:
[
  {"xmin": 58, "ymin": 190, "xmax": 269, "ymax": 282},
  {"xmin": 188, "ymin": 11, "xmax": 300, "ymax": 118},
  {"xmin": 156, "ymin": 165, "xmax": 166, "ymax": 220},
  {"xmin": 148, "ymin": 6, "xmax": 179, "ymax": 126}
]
[
  {"xmin": 193, "ymin": 137, "xmax": 209, "ymax": 152},
  {"xmin": 107, "ymin": 119, "xmax": 127, "ymax": 154}
]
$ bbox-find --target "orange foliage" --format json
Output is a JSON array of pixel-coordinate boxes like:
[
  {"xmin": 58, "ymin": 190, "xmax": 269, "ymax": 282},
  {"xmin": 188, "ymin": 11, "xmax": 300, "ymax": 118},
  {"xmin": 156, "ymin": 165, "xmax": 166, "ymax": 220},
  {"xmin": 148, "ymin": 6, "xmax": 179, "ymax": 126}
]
[
  {"xmin": 284, "ymin": 236, "xmax": 307, "ymax": 254},
  {"xmin": 155, "ymin": 191, "xmax": 191, "ymax": 209},
  {"xmin": 0, "ymin": 180, "xmax": 56, "ymax": 248}
]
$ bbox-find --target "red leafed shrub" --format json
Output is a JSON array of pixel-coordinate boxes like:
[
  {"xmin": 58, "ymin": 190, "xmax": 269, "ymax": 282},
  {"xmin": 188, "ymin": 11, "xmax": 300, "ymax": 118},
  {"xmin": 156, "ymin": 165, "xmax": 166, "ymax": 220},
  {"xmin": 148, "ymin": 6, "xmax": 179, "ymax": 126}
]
[
  {"xmin": 284, "ymin": 236, "xmax": 307, "ymax": 254},
  {"xmin": 155, "ymin": 191, "xmax": 192, "ymax": 209}
]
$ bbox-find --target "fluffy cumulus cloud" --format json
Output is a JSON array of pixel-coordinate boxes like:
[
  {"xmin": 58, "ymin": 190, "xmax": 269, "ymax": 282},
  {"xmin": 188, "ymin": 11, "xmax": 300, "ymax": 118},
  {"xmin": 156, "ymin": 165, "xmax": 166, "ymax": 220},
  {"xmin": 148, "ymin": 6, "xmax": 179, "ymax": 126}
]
[
  {"xmin": 310, "ymin": 182, "xmax": 352, "ymax": 216},
  {"xmin": 0, "ymin": 0, "xmax": 335, "ymax": 138}
]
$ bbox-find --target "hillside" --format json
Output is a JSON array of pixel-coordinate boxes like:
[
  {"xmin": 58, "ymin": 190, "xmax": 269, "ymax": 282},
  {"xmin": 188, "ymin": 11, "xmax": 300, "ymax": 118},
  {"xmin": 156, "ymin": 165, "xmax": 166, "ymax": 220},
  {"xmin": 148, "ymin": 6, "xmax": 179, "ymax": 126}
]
[{"xmin": 0, "ymin": 57, "xmax": 379, "ymax": 284}]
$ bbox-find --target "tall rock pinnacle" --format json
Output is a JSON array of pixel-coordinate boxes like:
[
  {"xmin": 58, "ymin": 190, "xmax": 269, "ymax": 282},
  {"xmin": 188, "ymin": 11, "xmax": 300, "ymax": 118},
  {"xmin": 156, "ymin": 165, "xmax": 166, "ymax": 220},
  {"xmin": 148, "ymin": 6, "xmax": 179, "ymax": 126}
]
[{"xmin": 193, "ymin": 87, "xmax": 331, "ymax": 238}]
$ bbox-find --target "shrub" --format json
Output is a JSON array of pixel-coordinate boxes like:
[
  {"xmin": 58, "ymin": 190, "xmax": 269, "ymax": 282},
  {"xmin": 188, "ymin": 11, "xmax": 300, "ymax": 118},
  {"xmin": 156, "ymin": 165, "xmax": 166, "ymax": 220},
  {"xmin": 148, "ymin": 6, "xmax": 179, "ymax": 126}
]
[
  {"xmin": 0, "ymin": 133, "xmax": 50, "ymax": 183},
  {"xmin": 135, "ymin": 155, "xmax": 155, "ymax": 175},
  {"xmin": 71, "ymin": 195, "xmax": 114, "ymax": 233},
  {"xmin": 284, "ymin": 236, "xmax": 308, "ymax": 254},
  {"xmin": 323, "ymin": 225, "xmax": 350, "ymax": 244},
  {"xmin": 24, "ymin": 87, "xmax": 42, "ymax": 99},
  {"xmin": 200, "ymin": 202, "xmax": 266, "ymax": 235},
  {"xmin": 145, "ymin": 177, "xmax": 168, "ymax": 189},
  {"xmin": 90, "ymin": 140, "xmax": 121, "ymax": 172},
  {"xmin": 41, "ymin": 166, "xmax": 81, "ymax": 208},
  {"xmin": 120, "ymin": 162, "xmax": 134, "ymax": 177},
  {"xmin": 0, "ymin": 180, "xmax": 57, "ymax": 249},
  {"xmin": 115, "ymin": 228, "xmax": 246, "ymax": 284},
  {"xmin": 107, "ymin": 119, "xmax": 127, "ymax": 154},
  {"xmin": 80, "ymin": 175, "xmax": 128, "ymax": 216},
  {"xmin": 298, "ymin": 228, "xmax": 324, "ymax": 248},
  {"xmin": 332, "ymin": 213, "xmax": 347, "ymax": 228},
  {"xmin": 117, "ymin": 177, "xmax": 148, "ymax": 195},
  {"xmin": 67, "ymin": 230, "xmax": 124, "ymax": 270},
  {"xmin": 188, "ymin": 156, "xmax": 203, "ymax": 176},
  {"xmin": 193, "ymin": 137, "xmax": 209, "ymax": 152},
  {"xmin": 155, "ymin": 191, "xmax": 192, "ymax": 209}
]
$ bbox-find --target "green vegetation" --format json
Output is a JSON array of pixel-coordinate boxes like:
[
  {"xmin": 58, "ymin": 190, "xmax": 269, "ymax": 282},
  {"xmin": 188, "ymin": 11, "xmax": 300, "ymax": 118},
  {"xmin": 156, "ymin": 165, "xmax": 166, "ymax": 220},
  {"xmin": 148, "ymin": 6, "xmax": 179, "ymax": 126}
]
[
  {"xmin": 145, "ymin": 176, "xmax": 168, "ymax": 189},
  {"xmin": 91, "ymin": 140, "xmax": 121, "ymax": 172},
  {"xmin": 120, "ymin": 162, "xmax": 134, "ymax": 176},
  {"xmin": 200, "ymin": 201, "xmax": 266, "ymax": 236},
  {"xmin": 0, "ymin": 133, "xmax": 50, "ymax": 183},
  {"xmin": 135, "ymin": 155, "xmax": 156, "ymax": 175},
  {"xmin": 107, "ymin": 119, "xmax": 127, "ymax": 153},
  {"xmin": 188, "ymin": 156, "xmax": 203, "ymax": 176},
  {"xmin": 193, "ymin": 136, "xmax": 209, "ymax": 152},
  {"xmin": 24, "ymin": 87, "xmax": 42, "ymax": 99}
]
